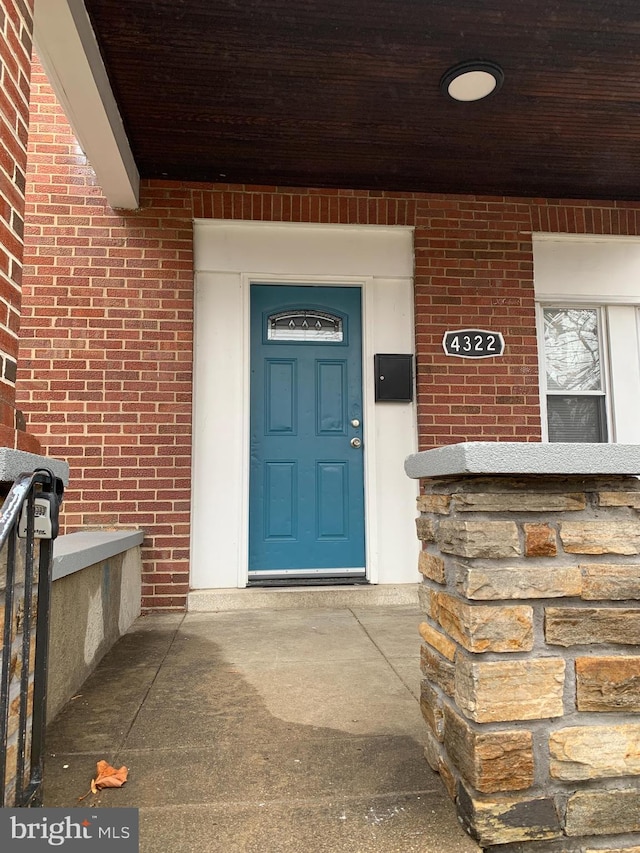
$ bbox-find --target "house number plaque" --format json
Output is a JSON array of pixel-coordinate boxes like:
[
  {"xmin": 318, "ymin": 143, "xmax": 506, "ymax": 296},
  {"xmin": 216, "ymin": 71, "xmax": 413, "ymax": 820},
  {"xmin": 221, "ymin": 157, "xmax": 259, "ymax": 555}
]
[{"xmin": 442, "ymin": 329, "xmax": 505, "ymax": 358}]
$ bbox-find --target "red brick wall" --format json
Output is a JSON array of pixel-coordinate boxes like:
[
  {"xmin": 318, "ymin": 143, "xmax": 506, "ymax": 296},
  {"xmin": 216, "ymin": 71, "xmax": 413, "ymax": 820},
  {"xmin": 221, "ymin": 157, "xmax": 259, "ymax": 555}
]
[
  {"xmin": 19, "ymin": 58, "xmax": 640, "ymax": 608},
  {"xmin": 0, "ymin": 0, "xmax": 38, "ymax": 450},
  {"xmin": 414, "ymin": 198, "xmax": 538, "ymax": 444},
  {"xmin": 21, "ymin": 62, "xmax": 194, "ymax": 608}
]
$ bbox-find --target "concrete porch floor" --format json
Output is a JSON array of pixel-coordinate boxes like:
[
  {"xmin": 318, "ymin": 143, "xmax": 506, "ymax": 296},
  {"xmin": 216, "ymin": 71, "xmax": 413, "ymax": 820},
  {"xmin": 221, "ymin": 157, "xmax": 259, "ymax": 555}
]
[{"xmin": 43, "ymin": 606, "xmax": 480, "ymax": 853}]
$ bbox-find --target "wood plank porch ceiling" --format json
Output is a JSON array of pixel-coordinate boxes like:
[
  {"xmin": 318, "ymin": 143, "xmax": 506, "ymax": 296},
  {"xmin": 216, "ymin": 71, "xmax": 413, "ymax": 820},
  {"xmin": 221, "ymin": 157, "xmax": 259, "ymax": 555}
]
[{"xmin": 83, "ymin": 0, "xmax": 640, "ymax": 200}]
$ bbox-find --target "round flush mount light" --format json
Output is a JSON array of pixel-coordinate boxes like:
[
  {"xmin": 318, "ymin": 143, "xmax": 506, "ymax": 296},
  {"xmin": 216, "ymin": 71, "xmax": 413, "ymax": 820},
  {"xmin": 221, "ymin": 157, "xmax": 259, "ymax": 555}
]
[{"xmin": 440, "ymin": 60, "xmax": 504, "ymax": 102}]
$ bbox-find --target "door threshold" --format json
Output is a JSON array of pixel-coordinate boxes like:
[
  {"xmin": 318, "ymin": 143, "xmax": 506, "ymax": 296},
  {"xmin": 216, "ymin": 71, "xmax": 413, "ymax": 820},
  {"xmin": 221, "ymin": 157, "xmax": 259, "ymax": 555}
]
[{"xmin": 248, "ymin": 576, "xmax": 369, "ymax": 588}]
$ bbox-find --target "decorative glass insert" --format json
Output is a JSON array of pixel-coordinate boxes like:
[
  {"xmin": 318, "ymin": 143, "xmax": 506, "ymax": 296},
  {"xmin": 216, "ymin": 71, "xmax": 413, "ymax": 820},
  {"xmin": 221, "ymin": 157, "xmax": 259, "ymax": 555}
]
[{"xmin": 267, "ymin": 310, "xmax": 343, "ymax": 342}]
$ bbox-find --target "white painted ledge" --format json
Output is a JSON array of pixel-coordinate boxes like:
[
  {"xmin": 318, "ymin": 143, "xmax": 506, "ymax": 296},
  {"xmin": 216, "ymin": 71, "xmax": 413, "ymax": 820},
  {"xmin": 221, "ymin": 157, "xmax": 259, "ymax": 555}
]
[
  {"xmin": 53, "ymin": 530, "xmax": 144, "ymax": 581},
  {"xmin": 405, "ymin": 442, "xmax": 640, "ymax": 479}
]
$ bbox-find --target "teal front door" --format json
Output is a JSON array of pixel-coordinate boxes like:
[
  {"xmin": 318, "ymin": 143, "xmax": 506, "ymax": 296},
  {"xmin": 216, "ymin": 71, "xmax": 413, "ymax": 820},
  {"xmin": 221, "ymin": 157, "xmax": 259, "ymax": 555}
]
[{"xmin": 249, "ymin": 285, "xmax": 366, "ymax": 580}]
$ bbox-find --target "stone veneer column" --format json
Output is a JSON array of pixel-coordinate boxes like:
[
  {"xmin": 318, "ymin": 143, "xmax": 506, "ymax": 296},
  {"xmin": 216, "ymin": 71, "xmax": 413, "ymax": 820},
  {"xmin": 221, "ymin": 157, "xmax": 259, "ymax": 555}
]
[{"xmin": 405, "ymin": 443, "xmax": 640, "ymax": 853}]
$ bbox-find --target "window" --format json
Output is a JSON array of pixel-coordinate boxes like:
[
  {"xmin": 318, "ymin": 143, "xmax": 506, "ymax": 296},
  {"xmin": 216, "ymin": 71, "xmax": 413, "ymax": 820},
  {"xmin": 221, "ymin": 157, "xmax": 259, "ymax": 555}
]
[
  {"xmin": 267, "ymin": 310, "xmax": 343, "ymax": 342},
  {"xmin": 541, "ymin": 307, "xmax": 608, "ymax": 442}
]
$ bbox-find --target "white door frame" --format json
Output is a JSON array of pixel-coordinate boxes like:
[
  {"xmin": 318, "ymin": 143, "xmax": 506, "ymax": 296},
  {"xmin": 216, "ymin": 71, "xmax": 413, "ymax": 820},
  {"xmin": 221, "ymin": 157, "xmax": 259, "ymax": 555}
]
[{"xmin": 191, "ymin": 221, "xmax": 418, "ymax": 589}]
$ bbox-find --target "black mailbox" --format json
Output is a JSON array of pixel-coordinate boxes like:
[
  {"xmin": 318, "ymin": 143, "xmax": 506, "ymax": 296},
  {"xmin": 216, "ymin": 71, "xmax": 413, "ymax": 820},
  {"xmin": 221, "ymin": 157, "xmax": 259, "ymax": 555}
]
[{"xmin": 374, "ymin": 354, "xmax": 413, "ymax": 402}]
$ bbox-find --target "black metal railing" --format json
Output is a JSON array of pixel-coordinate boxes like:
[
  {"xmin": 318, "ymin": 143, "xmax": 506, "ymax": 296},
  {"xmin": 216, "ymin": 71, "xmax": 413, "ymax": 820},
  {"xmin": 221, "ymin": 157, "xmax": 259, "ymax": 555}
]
[{"xmin": 0, "ymin": 468, "xmax": 63, "ymax": 807}]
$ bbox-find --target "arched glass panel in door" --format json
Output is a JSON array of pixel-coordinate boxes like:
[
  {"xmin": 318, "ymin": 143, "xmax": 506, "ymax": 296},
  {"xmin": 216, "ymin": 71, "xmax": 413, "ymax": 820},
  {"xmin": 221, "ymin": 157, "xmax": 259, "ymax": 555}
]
[{"xmin": 267, "ymin": 310, "xmax": 344, "ymax": 342}]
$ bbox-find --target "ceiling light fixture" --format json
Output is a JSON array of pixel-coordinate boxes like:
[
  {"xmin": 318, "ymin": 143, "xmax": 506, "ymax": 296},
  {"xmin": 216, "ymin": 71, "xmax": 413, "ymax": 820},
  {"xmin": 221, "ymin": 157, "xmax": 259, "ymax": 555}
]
[{"xmin": 440, "ymin": 60, "xmax": 504, "ymax": 102}]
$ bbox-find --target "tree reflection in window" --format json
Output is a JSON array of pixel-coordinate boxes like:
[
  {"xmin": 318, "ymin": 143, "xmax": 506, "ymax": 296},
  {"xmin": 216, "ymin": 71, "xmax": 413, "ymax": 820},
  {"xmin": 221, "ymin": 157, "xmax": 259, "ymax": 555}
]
[{"xmin": 543, "ymin": 308, "xmax": 601, "ymax": 391}]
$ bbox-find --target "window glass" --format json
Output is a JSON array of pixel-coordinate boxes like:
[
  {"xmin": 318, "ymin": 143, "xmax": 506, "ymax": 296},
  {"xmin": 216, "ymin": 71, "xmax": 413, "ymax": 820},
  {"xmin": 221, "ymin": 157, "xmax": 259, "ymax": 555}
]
[
  {"xmin": 541, "ymin": 306, "xmax": 607, "ymax": 443},
  {"xmin": 543, "ymin": 308, "xmax": 601, "ymax": 391},
  {"xmin": 547, "ymin": 396, "xmax": 606, "ymax": 443},
  {"xmin": 267, "ymin": 310, "xmax": 343, "ymax": 342}
]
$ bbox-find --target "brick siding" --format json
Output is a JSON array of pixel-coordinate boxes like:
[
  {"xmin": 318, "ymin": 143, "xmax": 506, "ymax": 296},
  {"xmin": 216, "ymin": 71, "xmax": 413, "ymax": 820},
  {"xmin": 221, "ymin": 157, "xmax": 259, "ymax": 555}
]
[
  {"xmin": 18, "ymin": 56, "xmax": 640, "ymax": 608},
  {"xmin": 0, "ymin": 0, "xmax": 38, "ymax": 451}
]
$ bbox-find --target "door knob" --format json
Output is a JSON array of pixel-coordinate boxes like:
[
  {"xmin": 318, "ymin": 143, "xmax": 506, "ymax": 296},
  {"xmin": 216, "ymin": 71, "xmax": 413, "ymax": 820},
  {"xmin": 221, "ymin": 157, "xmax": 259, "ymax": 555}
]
[
  {"xmin": 350, "ymin": 419, "xmax": 361, "ymax": 428},
  {"xmin": 350, "ymin": 437, "xmax": 362, "ymax": 449}
]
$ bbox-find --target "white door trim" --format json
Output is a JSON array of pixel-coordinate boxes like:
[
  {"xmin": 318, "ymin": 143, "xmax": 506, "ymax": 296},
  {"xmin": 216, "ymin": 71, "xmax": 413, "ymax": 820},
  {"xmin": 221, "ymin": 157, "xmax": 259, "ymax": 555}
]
[{"xmin": 191, "ymin": 221, "xmax": 418, "ymax": 590}]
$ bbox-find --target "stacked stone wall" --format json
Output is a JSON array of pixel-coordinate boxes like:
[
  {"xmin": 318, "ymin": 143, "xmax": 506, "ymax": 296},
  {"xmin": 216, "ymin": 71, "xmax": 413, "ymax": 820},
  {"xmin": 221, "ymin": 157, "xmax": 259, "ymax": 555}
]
[{"xmin": 417, "ymin": 474, "xmax": 640, "ymax": 852}]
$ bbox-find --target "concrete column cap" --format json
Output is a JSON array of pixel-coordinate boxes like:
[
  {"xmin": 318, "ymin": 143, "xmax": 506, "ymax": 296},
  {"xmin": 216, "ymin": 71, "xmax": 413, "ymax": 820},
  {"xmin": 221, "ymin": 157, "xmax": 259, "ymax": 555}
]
[
  {"xmin": 405, "ymin": 442, "xmax": 640, "ymax": 479},
  {"xmin": 0, "ymin": 447, "xmax": 69, "ymax": 484}
]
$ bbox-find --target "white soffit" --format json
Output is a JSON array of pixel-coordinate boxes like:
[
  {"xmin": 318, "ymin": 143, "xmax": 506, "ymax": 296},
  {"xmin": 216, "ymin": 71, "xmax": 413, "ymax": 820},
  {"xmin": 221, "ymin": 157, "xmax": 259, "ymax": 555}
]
[{"xmin": 34, "ymin": 0, "xmax": 139, "ymax": 210}]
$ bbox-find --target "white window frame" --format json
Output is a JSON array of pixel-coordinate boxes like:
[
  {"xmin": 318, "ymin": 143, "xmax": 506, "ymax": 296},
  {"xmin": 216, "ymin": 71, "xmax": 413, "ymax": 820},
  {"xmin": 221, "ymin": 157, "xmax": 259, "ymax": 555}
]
[{"xmin": 536, "ymin": 303, "xmax": 612, "ymax": 443}]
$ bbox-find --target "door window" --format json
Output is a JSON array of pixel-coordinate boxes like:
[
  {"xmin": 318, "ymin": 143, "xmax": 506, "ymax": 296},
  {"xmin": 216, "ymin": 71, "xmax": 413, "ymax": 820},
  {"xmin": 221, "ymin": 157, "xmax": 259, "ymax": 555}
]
[{"xmin": 267, "ymin": 310, "xmax": 343, "ymax": 342}]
